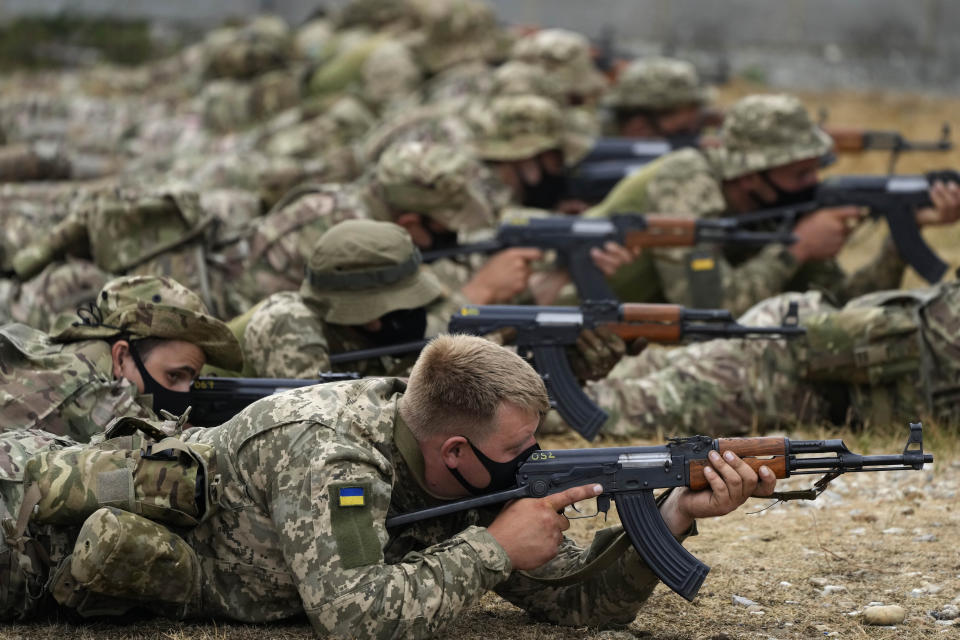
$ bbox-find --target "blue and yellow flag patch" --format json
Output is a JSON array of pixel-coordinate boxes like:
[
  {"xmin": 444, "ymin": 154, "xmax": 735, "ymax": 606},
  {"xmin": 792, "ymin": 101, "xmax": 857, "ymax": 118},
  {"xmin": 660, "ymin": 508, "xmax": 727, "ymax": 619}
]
[{"xmin": 338, "ymin": 486, "xmax": 365, "ymax": 507}]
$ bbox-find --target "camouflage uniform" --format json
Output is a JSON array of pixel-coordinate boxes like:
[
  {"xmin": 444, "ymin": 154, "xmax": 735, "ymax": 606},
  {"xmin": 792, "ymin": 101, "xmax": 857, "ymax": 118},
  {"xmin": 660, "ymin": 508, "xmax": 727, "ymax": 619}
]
[
  {"xmin": 473, "ymin": 93, "xmax": 595, "ymax": 173},
  {"xmin": 0, "ymin": 378, "xmax": 683, "ymax": 632},
  {"xmin": 507, "ymin": 29, "xmax": 606, "ymax": 165},
  {"xmin": 508, "ymin": 29, "xmax": 607, "ymax": 105},
  {"xmin": 587, "ymin": 94, "xmax": 906, "ymax": 315},
  {"xmin": 0, "ymin": 275, "xmax": 241, "ymax": 442},
  {"xmin": 240, "ymin": 220, "xmax": 460, "ymax": 378},
  {"xmin": 603, "ymin": 57, "xmax": 711, "ymax": 113},
  {"xmin": 9, "ymin": 181, "xmax": 248, "ymax": 319},
  {"xmin": 239, "ymin": 140, "xmax": 495, "ymax": 302},
  {"xmin": 589, "ymin": 281, "xmax": 960, "ymax": 437}
]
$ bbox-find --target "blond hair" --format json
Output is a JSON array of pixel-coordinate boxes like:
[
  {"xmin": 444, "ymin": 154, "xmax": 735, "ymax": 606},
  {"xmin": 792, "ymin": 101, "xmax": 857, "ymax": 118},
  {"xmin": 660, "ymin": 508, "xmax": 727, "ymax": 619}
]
[{"xmin": 400, "ymin": 334, "xmax": 550, "ymax": 440}]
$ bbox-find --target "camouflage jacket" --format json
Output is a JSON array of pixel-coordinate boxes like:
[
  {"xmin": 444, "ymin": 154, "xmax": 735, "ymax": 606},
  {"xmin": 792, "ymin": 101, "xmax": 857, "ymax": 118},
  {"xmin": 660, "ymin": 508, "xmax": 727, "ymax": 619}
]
[
  {"xmin": 589, "ymin": 282, "xmax": 960, "ymax": 438},
  {"xmin": 181, "ymin": 378, "xmax": 667, "ymax": 636},
  {"xmin": 240, "ymin": 288, "xmax": 463, "ymax": 379},
  {"xmin": 239, "ymin": 184, "xmax": 368, "ymax": 303},
  {"xmin": 0, "ymin": 324, "xmax": 154, "ymax": 442},
  {"xmin": 586, "ymin": 148, "xmax": 906, "ymax": 315}
]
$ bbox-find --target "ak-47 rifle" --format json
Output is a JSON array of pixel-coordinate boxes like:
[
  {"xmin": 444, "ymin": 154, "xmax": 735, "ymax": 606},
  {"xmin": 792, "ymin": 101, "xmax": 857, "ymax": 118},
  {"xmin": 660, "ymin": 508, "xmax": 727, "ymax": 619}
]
[
  {"xmin": 574, "ymin": 125, "xmax": 951, "ymax": 201},
  {"xmin": 825, "ymin": 123, "xmax": 952, "ymax": 173},
  {"xmin": 449, "ymin": 301, "xmax": 804, "ymax": 441},
  {"xmin": 189, "ymin": 373, "xmax": 361, "ymax": 427},
  {"xmin": 737, "ymin": 169, "xmax": 959, "ymax": 284},
  {"xmin": 423, "ymin": 213, "xmax": 795, "ymax": 304},
  {"xmin": 386, "ymin": 423, "xmax": 932, "ymax": 601}
]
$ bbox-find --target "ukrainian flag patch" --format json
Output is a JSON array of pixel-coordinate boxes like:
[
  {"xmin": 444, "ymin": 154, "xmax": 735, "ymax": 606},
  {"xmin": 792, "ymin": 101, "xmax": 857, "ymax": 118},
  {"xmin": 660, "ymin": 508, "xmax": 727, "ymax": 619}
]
[{"xmin": 338, "ymin": 486, "xmax": 365, "ymax": 507}]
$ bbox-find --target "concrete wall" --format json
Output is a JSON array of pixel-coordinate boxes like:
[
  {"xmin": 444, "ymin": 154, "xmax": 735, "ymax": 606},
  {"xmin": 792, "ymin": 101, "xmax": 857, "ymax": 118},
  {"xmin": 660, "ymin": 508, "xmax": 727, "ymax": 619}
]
[{"xmin": 2, "ymin": 0, "xmax": 958, "ymax": 92}]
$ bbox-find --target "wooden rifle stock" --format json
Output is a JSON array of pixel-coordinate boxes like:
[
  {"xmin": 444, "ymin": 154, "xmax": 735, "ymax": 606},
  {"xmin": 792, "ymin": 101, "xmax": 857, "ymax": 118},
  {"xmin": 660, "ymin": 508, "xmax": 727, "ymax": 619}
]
[
  {"xmin": 823, "ymin": 127, "xmax": 868, "ymax": 152},
  {"xmin": 687, "ymin": 437, "xmax": 789, "ymax": 490},
  {"xmin": 622, "ymin": 215, "xmax": 697, "ymax": 248}
]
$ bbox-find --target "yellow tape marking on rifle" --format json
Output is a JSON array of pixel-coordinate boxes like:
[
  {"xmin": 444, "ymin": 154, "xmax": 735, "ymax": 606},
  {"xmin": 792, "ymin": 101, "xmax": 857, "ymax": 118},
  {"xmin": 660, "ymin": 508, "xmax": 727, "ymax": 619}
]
[{"xmin": 690, "ymin": 258, "xmax": 716, "ymax": 271}]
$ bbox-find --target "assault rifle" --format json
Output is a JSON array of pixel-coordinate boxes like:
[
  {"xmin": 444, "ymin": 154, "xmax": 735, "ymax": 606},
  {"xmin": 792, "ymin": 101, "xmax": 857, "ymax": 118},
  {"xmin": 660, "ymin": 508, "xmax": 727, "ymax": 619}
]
[
  {"xmin": 423, "ymin": 213, "xmax": 795, "ymax": 303},
  {"xmin": 189, "ymin": 373, "xmax": 361, "ymax": 427},
  {"xmin": 449, "ymin": 302, "xmax": 804, "ymax": 441},
  {"xmin": 569, "ymin": 143, "xmax": 838, "ymax": 204},
  {"xmin": 826, "ymin": 123, "xmax": 952, "ymax": 173},
  {"xmin": 573, "ymin": 125, "xmax": 951, "ymax": 201},
  {"xmin": 737, "ymin": 170, "xmax": 959, "ymax": 284},
  {"xmin": 386, "ymin": 423, "xmax": 932, "ymax": 601}
]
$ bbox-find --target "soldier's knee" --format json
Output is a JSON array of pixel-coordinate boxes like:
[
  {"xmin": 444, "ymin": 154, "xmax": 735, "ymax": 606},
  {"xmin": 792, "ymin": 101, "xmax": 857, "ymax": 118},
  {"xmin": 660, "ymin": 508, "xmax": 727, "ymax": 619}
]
[{"xmin": 51, "ymin": 507, "xmax": 200, "ymax": 618}]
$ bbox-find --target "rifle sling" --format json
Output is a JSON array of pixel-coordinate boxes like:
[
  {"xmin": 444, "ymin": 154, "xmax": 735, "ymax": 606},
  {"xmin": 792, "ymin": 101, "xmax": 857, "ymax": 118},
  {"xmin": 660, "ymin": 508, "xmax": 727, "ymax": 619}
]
[{"xmin": 518, "ymin": 530, "xmax": 633, "ymax": 586}]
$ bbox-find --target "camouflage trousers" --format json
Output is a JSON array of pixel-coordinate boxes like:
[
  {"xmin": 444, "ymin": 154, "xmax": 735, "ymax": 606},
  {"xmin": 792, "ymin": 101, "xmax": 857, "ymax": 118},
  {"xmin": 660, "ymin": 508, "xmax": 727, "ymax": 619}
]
[
  {"xmin": 0, "ymin": 429, "xmax": 204, "ymax": 622},
  {"xmin": 588, "ymin": 291, "xmax": 839, "ymax": 438}
]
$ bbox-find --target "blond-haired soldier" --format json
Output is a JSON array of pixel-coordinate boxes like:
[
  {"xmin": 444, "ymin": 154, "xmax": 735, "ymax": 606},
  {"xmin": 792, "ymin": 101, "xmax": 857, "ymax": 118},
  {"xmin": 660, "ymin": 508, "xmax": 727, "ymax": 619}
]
[{"xmin": 0, "ymin": 334, "xmax": 777, "ymax": 633}]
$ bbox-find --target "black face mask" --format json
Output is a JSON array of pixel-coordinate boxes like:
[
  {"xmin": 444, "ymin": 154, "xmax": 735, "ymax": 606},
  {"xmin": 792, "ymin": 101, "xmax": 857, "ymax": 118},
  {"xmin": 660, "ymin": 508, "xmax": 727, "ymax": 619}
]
[
  {"xmin": 425, "ymin": 228, "xmax": 460, "ymax": 252},
  {"xmin": 129, "ymin": 343, "xmax": 193, "ymax": 418},
  {"xmin": 447, "ymin": 438, "xmax": 540, "ymax": 495},
  {"xmin": 756, "ymin": 171, "xmax": 818, "ymax": 209},
  {"xmin": 522, "ymin": 170, "xmax": 570, "ymax": 210},
  {"xmin": 357, "ymin": 306, "xmax": 428, "ymax": 347}
]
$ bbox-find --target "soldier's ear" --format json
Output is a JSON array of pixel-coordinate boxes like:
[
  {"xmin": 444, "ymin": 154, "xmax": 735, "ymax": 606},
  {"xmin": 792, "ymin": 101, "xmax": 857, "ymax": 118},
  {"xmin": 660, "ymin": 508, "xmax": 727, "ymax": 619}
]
[
  {"xmin": 440, "ymin": 435, "xmax": 468, "ymax": 468},
  {"xmin": 110, "ymin": 340, "xmax": 131, "ymax": 378}
]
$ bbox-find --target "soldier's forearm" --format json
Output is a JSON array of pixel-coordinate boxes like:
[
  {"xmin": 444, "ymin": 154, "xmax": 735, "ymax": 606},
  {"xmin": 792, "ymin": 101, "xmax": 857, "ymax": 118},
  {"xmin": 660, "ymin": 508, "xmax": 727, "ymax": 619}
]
[{"xmin": 306, "ymin": 526, "xmax": 511, "ymax": 639}]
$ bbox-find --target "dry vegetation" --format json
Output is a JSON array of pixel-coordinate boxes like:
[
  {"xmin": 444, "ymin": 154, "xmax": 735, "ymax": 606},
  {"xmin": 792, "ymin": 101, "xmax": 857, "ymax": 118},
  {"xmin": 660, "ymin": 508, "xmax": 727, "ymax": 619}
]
[{"xmin": 3, "ymin": 85, "xmax": 959, "ymax": 640}]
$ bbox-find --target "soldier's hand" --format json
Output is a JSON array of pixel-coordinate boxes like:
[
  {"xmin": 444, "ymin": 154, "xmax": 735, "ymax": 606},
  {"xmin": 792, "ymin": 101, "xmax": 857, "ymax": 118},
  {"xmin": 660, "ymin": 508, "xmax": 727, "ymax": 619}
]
[
  {"xmin": 917, "ymin": 180, "xmax": 960, "ymax": 226},
  {"xmin": 567, "ymin": 327, "xmax": 626, "ymax": 381},
  {"xmin": 660, "ymin": 451, "xmax": 777, "ymax": 536},
  {"xmin": 462, "ymin": 248, "xmax": 543, "ymax": 305},
  {"xmin": 589, "ymin": 241, "xmax": 640, "ymax": 277},
  {"xmin": 487, "ymin": 483, "xmax": 603, "ymax": 571},
  {"xmin": 788, "ymin": 206, "xmax": 864, "ymax": 262}
]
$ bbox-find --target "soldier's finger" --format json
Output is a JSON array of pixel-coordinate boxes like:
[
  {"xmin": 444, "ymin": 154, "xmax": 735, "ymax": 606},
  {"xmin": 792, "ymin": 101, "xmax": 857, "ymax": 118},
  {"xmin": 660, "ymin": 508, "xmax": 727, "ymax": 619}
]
[
  {"xmin": 577, "ymin": 328, "xmax": 604, "ymax": 353},
  {"xmin": 508, "ymin": 248, "xmax": 545, "ymax": 262},
  {"xmin": 603, "ymin": 241, "xmax": 634, "ymax": 262},
  {"xmin": 546, "ymin": 483, "xmax": 603, "ymax": 511},
  {"xmin": 701, "ymin": 464, "xmax": 729, "ymax": 502},
  {"xmin": 753, "ymin": 465, "xmax": 777, "ymax": 497},
  {"xmin": 708, "ymin": 451, "xmax": 741, "ymax": 498}
]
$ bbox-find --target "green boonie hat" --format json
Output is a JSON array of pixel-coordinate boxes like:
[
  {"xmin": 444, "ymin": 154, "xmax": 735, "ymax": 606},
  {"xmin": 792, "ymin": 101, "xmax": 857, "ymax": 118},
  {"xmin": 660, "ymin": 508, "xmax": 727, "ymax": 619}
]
[
  {"xmin": 474, "ymin": 94, "xmax": 565, "ymax": 161},
  {"xmin": 376, "ymin": 140, "xmax": 494, "ymax": 232},
  {"xmin": 604, "ymin": 57, "xmax": 711, "ymax": 110},
  {"xmin": 301, "ymin": 220, "xmax": 444, "ymax": 325},
  {"xmin": 50, "ymin": 275, "xmax": 243, "ymax": 371},
  {"xmin": 707, "ymin": 94, "xmax": 834, "ymax": 180},
  {"xmin": 509, "ymin": 29, "xmax": 607, "ymax": 98},
  {"xmin": 408, "ymin": 0, "xmax": 499, "ymax": 74}
]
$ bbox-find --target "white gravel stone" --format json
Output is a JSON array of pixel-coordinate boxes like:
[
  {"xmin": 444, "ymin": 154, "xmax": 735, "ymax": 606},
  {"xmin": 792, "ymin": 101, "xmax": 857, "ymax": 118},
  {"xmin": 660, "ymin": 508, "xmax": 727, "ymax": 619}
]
[
  {"xmin": 732, "ymin": 595, "xmax": 758, "ymax": 607},
  {"xmin": 863, "ymin": 605, "xmax": 906, "ymax": 625}
]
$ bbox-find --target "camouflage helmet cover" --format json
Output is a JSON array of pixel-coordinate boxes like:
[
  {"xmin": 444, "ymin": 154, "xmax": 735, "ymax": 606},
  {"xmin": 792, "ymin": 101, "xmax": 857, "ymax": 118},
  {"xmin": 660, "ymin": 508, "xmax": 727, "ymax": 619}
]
[
  {"xmin": 509, "ymin": 28, "xmax": 607, "ymax": 98},
  {"xmin": 473, "ymin": 94, "xmax": 565, "ymax": 161},
  {"xmin": 604, "ymin": 56, "xmax": 710, "ymax": 110},
  {"xmin": 376, "ymin": 140, "xmax": 495, "ymax": 232},
  {"xmin": 301, "ymin": 219, "xmax": 444, "ymax": 325},
  {"xmin": 407, "ymin": 0, "xmax": 499, "ymax": 73},
  {"xmin": 488, "ymin": 60, "xmax": 565, "ymax": 102},
  {"xmin": 50, "ymin": 275, "xmax": 243, "ymax": 371},
  {"xmin": 708, "ymin": 94, "xmax": 834, "ymax": 179}
]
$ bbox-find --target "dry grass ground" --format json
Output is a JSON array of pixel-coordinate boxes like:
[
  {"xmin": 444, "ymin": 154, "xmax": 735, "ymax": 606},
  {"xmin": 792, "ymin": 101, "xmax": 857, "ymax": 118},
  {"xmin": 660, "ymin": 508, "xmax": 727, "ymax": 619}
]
[{"xmin": 3, "ymin": 84, "xmax": 959, "ymax": 639}]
